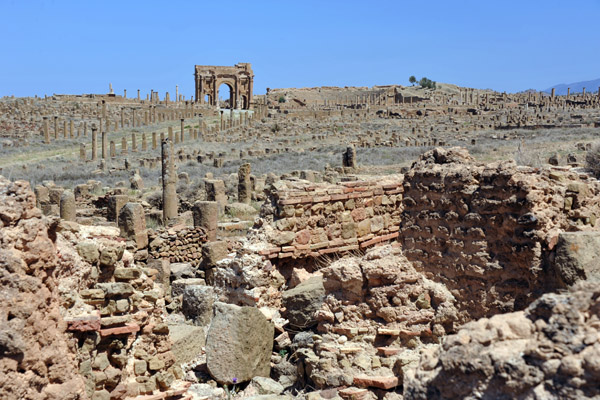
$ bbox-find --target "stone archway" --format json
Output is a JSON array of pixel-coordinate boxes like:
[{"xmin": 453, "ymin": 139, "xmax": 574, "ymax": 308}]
[
  {"xmin": 217, "ymin": 81, "xmax": 234, "ymax": 109},
  {"xmin": 194, "ymin": 63, "xmax": 254, "ymax": 110}
]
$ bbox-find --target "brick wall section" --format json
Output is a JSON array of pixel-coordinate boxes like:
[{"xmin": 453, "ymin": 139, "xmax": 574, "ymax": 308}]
[{"xmin": 260, "ymin": 177, "xmax": 404, "ymax": 259}]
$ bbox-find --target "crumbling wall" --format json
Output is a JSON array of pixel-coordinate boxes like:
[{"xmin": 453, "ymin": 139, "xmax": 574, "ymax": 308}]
[
  {"xmin": 0, "ymin": 176, "xmax": 86, "ymax": 400},
  {"xmin": 401, "ymin": 147, "xmax": 600, "ymax": 322},
  {"xmin": 262, "ymin": 148, "xmax": 600, "ymax": 322},
  {"xmin": 58, "ymin": 224, "xmax": 184, "ymax": 399},
  {"xmin": 404, "ymin": 281, "xmax": 600, "ymax": 399}
]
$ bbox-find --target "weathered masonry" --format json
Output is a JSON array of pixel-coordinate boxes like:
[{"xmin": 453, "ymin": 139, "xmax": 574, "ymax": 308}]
[
  {"xmin": 261, "ymin": 147, "xmax": 600, "ymax": 321},
  {"xmin": 194, "ymin": 63, "xmax": 254, "ymax": 109}
]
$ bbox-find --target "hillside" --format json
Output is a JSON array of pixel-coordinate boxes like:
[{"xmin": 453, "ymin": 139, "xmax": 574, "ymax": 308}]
[{"xmin": 544, "ymin": 78, "xmax": 600, "ymax": 95}]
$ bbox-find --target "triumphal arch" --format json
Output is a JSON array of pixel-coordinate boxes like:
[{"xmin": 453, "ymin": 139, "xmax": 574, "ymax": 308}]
[{"xmin": 194, "ymin": 63, "xmax": 254, "ymax": 109}]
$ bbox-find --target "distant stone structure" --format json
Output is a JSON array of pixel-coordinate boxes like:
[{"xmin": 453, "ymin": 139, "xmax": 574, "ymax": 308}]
[{"xmin": 194, "ymin": 63, "xmax": 254, "ymax": 109}]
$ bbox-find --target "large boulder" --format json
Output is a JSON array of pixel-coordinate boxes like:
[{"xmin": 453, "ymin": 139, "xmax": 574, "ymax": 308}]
[
  {"xmin": 168, "ymin": 324, "xmax": 206, "ymax": 365},
  {"xmin": 282, "ymin": 276, "xmax": 325, "ymax": 329},
  {"xmin": 206, "ymin": 302, "xmax": 274, "ymax": 384},
  {"xmin": 553, "ymin": 231, "xmax": 600, "ymax": 286}
]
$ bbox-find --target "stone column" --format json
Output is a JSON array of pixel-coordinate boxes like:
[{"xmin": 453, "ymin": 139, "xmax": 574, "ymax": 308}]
[
  {"xmin": 142, "ymin": 133, "xmax": 147, "ymax": 151},
  {"xmin": 168, "ymin": 127, "xmax": 174, "ymax": 143},
  {"xmin": 137, "ymin": 89, "xmax": 140, "ymax": 101},
  {"xmin": 152, "ymin": 132, "xmax": 157, "ymax": 150},
  {"xmin": 43, "ymin": 117, "xmax": 50, "ymax": 144},
  {"xmin": 220, "ymin": 111, "xmax": 224, "ymax": 131},
  {"xmin": 60, "ymin": 190, "xmax": 76, "ymax": 221},
  {"xmin": 91, "ymin": 126, "xmax": 98, "ymax": 161},
  {"xmin": 63, "ymin": 120, "xmax": 67, "ymax": 138},
  {"xmin": 121, "ymin": 137, "xmax": 128, "ymax": 155},
  {"xmin": 238, "ymin": 163, "xmax": 251, "ymax": 204},
  {"xmin": 79, "ymin": 143, "xmax": 86, "ymax": 161},
  {"xmin": 180, "ymin": 118, "xmax": 185, "ymax": 143},
  {"xmin": 131, "ymin": 133, "xmax": 137, "ymax": 152},
  {"xmin": 192, "ymin": 201, "xmax": 218, "ymax": 241},
  {"xmin": 101, "ymin": 131, "xmax": 107, "ymax": 159},
  {"xmin": 161, "ymin": 138, "xmax": 178, "ymax": 223},
  {"xmin": 205, "ymin": 179, "xmax": 227, "ymax": 216},
  {"xmin": 118, "ymin": 202, "xmax": 148, "ymax": 249},
  {"xmin": 121, "ymin": 108, "xmax": 125, "ymax": 128},
  {"xmin": 132, "ymin": 108, "xmax": 136, "ymax": 127},
  {"xmin": 102, "ymin": 100, "xmax": 107, "ymax": 119},
  {"xmin": 69, "ymin": 120, "xmax": 74, "ymax": 138},
  {"xmin": 84, "ymin": 121, "xmax": 87, "ymax": 137},
  {"xmin": 110, "ymin": 140, "xmax": 116, "ymax": 158}
]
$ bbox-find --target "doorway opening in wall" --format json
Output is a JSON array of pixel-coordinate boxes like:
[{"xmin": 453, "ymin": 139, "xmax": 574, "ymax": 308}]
[{"xmin": 217, "ymin": 83, "xmax": 233, "ymax": 109}]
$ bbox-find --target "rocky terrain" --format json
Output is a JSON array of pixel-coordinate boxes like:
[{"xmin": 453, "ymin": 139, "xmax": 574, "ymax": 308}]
[{"xmin": 1, "ymin": 84, "xmax": 600, "ymax": 399}]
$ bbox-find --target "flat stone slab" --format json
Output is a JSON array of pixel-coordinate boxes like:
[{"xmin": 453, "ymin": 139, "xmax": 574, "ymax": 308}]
[{"xmin": 353, "ymin": 375, "xmax": 398, "ymax": 390}]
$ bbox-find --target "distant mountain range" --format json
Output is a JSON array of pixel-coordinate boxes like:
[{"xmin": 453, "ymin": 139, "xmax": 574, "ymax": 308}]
[{"xmin": 543, "ymin": 78, "xmax": 600, "ymax": 95}]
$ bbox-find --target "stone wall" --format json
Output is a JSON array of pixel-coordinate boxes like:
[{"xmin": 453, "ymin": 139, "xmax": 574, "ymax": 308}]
[
  {"xmin": 262, "ymin": 148, "xmax": 600, "ymax": 321},
  {"xmin": 259, "ymin": 177, "xmax": 404, "ymax": 259},
  {"xmin": 0, "ymin": 177, "xmax": 86, "ymax": 400},
  {"xmin": 148, "ymin": 226, "xmax": 208, "ymax": 265},
  {"xmin": 400, "ymin": 148, "xmax": 600, "ymax": 322},
  {"xmin": 0, "ymin": 175, "xmax": 187, "ymax": 399}
]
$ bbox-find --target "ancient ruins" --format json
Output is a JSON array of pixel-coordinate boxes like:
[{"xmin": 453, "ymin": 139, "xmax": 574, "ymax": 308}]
[{"xmin": 2, "ymin": 63, "xmax": 600, "ymax": 400}]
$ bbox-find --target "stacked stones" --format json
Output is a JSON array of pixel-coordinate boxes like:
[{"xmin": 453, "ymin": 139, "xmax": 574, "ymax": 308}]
[
  {"xmin": 400, "ymin": 147, "xmax": 600, "ymax": 323},
  {"xmin": 148, "ymin": 226, "xmax": 209, "ymax": 265},
  {"xmin": 260, "ymin": 177, "xmax": 404, "ymax": 259},
  {"xmin": 68, "ymin": 236, "xmax": 181, "ymax": 399}
]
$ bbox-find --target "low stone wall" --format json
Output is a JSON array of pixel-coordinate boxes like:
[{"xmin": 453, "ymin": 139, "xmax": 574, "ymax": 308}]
[
  {"xmin": 260, "ymin": 177, "xmax": 404, "ymax": 259},
  {"xmin": 148, "ymin": 226, "xmax": 208, "ymax": 265}
]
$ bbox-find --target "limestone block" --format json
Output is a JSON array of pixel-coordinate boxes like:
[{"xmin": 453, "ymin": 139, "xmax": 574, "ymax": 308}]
[
  {"xmin": 182, "ymin": 285, "xmax": 215, "ymax": 326},
  {"xmin": 282, "ymin": 276, "xmax": 325, "ymax": 329},
  {"xmin": 554, "ymin": 231, "xmax": 600, "ymax": 286},
  {"xmin": 118, "ymin": 202, "xmax": 148, "ymax": 249},
  {"xmin": 206, "ymin": 302, "xmax": 274, "ymax": 384},
  {"xmin": 169, "ymin": 324, "xmax": 206, "ymax": 365}
]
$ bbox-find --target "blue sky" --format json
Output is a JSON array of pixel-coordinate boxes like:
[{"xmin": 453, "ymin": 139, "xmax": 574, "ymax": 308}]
[{"xmin": 1, "ymin": 0, "xmax": 599, "ymax": 97}]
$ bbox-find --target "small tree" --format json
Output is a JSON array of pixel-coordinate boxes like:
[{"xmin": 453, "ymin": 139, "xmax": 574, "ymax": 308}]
[
  {"xmin": 418, "ymin": 77, "xmax": 436, "ymax": 89},
  {"xmin": 278, "ymin": 95, "xmax": 286, "ymax": 103},
  {"xmin": 409, "ymin": 76, "xmax": 416, "ymax": 86}
]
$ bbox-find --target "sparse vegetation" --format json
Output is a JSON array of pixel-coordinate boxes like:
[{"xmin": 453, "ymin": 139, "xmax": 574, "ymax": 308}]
[{"xmin": 419, "ymin": 77, "xmax": 436, "ymax": 89}]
